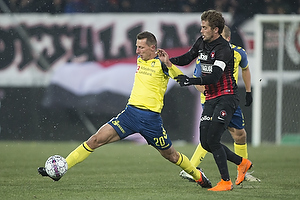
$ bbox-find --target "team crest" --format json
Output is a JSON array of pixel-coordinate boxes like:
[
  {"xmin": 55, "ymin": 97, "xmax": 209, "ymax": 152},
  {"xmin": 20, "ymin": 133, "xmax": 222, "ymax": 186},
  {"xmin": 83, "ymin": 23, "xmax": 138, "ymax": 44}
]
[
  {"xmin": 220, "ymin": 110, "xmax": 227, "ymax": 117},
  {"xmin": 151, "ymin": 61, "xmax": 155, "ymax": 67},
  {"xmin": 210, "ymin": 51, "xmax": 215, "ymax": 59}
]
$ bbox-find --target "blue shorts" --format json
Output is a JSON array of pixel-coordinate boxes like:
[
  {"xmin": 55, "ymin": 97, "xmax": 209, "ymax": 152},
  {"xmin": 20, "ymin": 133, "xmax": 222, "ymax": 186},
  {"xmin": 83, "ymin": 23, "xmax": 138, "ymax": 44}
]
[
  {"xmin": 202, "ymin": 104, "xmax": 245, "ymax": 130},
  {"xmin": 228, "ymin": 106, "xmax": 245, "ymax": 129},
  {"xmin": 108, "ymin": 105, "xmax": 172, "ymax": 150}
]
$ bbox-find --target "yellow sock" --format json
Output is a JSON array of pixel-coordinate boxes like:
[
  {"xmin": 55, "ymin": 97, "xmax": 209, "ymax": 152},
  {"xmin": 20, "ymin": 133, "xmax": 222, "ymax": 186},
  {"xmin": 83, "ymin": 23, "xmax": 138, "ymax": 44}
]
[
  {"xmin": 234, "ymin": 143, "xmax": 248, "ymax": 159},
  {"xmin": 190, "ymin": 143, "xmax": 208, "ymax": 167},
  {"xmin": 176, "ymin": 152, "xmax": 200, "ymax": 180},
  {"xmin": 65, "ymin": 141, "xmax": 94, "ymax": 169}
]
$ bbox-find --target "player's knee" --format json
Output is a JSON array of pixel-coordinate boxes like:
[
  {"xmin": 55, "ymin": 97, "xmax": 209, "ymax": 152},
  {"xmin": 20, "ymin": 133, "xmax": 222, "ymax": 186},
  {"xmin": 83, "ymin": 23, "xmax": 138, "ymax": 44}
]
[
  {"xmin": 86, "ymin": 135, "xmax": 100, "ymax": 149},
  {"xmin": 235, "ymin": 136, "xmax": 246, "ymax": 144},
  {"xmin": 160, "ymin": 147, "xmax": 178, "ymax": 163},
  {"xmin": 200, "ymin": 141, "xmax": 210, "ymax": 152},
  {"xmin": 231, "ymin": 129, "xmax": 247, "ymax": 144},
  {"xmin": 87, "ymin": 133, "xmax": 108, "ymax": 149},
  {"xmin": 170, "ymin": 153, "xmax": 179, "ymax": 163},
  {"xmin": 206, "ymin": 140, "xmax": 221, "ymax": 152}
]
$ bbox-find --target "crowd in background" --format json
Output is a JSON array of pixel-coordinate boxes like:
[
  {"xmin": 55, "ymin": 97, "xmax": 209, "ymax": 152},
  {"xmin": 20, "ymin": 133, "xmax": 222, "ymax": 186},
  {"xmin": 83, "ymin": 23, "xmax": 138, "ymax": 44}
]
[
  {"xmin": 1, "ymin": 0, "xmax": 299, "ymax": 48},
  {"xmin": 1, "ymin": 0, "xmax": 299, "ymax": 15}
]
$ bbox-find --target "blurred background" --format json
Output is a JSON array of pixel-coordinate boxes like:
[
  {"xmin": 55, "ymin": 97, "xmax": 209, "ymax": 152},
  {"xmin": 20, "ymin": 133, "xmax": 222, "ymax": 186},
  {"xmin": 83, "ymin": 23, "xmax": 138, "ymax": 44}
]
[{"xmin": 0, "ymin": 0, "xmax": 299, "ymax": 146}]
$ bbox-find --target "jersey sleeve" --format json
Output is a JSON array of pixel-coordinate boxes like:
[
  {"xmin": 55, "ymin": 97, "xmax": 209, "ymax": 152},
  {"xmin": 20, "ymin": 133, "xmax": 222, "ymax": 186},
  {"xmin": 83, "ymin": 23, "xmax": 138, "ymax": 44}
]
[
  {"xmin": 170, "ymin": 37, "xmax": 201, "ymax": 66},
  {"xmin": 167, "ymin": 64, "xmax": 183, "ymax": 79},
  {"xmin": 237, "ymin": 48, "xmax": 249, "ymax": 69},
  {"xmin": 193, "ymin": 57, "xmax": 202, "ymax": 77}
]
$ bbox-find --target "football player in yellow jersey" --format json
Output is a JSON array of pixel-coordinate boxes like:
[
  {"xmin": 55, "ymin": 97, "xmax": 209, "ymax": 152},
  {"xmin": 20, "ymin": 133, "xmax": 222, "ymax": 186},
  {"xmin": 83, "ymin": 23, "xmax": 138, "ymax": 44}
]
[
  {"xmin": 38, "ymin": 31, "xmax": 212, "ymax": 188},
  {"xmin": 179, "ymin": 25, "xmax": 260, "ymax": 182}
]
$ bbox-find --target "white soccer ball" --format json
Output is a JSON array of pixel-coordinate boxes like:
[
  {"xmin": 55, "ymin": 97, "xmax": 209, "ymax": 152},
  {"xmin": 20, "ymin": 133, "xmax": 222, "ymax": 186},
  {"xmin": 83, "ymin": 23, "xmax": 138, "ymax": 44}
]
[{"xmin": 45, "ymin": 155, "xmax": 68, "ymax": 179}]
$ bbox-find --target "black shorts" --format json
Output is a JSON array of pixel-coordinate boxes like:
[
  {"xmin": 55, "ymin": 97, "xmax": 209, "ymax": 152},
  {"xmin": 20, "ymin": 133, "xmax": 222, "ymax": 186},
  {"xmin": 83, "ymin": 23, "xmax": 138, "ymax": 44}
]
[{"xmin": 201, "ymin": 94, "xmax": 239, "ymax": 129}]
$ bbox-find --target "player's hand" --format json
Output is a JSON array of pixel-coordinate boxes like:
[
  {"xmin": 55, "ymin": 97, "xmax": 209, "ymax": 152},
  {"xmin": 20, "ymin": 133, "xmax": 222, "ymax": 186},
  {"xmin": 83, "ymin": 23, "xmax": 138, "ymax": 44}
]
[
  {"xmin": 245, "ymin": 92, "xmax": 253, "ymax": 106},
  {"xmin": 174, "ymin": 75, "xmax": 192, "ymax": 86},
  {"xmin": 175, "ymin": 75, "xmax": 203, "ymax": 87},
  {"xmin": 157, "ymin": 49, "xmax": 172, "ymax": 67}
]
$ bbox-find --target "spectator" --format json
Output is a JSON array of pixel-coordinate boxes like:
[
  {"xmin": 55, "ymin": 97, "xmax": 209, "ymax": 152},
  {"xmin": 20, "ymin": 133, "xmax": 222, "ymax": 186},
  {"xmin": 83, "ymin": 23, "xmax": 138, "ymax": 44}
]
[
  {"xmin": 214, "ymin": 0, "xmax": 230, "ymax": 12},
  {"xmin": 229, "ymin": 0, "xmax": 264, "ymax": 48},
  {"xmin": 48, "ymin": 0, "xmax": 66, "ymax": 14},
  {"xmin": 18, "ymin": 0, "xmax": 37, "ymax": 12},
  {"xmin": 1, "ymin": 0, "xmax": 18, "ymax": 12},
  {"xmin": 158, "ymin": 0, "xmax": 181, "ymax": 12},
  {"xmin": 131, "ymin": 1, "xmax": 156, "ymax": 12},
  {"xmin": 34, "ymin": 0, "xmax": 66, "ymax": 14},
  {"xmin": 119, "ymin": 0, "xmax": 133, "ymax": 12},
  {"xmin": 180, "ymin": 0, "xmax": 214, "ymax": 13},
  {"xmin": 264, "ymin": 0, "xmax": 292, "ymax": 14},
  {"xmin": 64, "ymin": 0, "xmax": 90, "ymax": 13},
  {"xmin": 1, "ymin": 0, "xmax": 298, "ymax": 15}
]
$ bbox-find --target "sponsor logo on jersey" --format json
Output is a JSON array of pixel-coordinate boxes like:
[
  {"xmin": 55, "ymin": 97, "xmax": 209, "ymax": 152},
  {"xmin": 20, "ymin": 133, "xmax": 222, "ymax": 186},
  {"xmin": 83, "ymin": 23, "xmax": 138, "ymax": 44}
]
[
  {"xmin": 202, "ymin": 64, "xmax": 213, "ymax": 73},
  {"xmin": 199, "ymin": 53, "xmax": 208, "ymax": 61},
  {"xmin": 217, "ymin": 116, "xmax": 224, "ymax": 120},
  {"xmin": 136, "ymin": 65, "xmax": 140, "ymax": 73},
  {"xmin": 201, "ymin": 115, "xmax": 212, "ymax": 122}
]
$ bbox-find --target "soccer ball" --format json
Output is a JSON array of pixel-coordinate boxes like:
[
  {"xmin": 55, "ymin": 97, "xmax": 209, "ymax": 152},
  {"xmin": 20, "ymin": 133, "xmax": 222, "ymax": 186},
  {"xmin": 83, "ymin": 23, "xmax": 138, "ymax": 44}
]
[{"xmin": 45, "ymin": 155, "xmax": 68, "ymax": 179}]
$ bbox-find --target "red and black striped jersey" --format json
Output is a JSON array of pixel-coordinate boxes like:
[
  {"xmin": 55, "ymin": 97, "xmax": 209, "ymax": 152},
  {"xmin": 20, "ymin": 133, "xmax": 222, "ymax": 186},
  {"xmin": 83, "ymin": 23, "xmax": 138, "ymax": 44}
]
[{"xmin": 171, "ymin": 36, "xmax": 237, "ymax": 100}]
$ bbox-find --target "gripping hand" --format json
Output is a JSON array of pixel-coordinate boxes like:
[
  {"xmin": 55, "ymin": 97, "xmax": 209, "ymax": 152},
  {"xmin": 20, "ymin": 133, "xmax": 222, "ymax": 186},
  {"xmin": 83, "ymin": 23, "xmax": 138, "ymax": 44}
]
[
  {"xmin": 174, "ymin": 75, "xmax": 192, "ymax": 86},
  {"xmin": 174, "ymin": 75, "xmax": 202, "ymax": 87},
  {"xmin": 245, "ymin": 92, "xmax": 253, "ymax": 106}
]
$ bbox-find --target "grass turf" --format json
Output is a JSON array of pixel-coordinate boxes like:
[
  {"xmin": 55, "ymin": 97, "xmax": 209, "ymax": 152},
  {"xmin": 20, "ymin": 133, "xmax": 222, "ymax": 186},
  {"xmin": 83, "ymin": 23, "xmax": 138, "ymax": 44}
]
[{"xmin": 0, "ymin": 141, "xmax": 299, "ymax": 200}]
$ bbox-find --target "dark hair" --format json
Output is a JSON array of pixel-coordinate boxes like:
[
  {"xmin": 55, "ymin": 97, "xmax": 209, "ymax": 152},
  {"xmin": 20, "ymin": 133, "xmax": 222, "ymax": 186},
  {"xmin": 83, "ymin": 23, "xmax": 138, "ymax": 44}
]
[
  {"xmin": 201, "ymin": 10, "xmax": 225, "ymax": 35},
  {"xmin": 136, "ymin": 31, "xmax": 157, "ymax": 48}
]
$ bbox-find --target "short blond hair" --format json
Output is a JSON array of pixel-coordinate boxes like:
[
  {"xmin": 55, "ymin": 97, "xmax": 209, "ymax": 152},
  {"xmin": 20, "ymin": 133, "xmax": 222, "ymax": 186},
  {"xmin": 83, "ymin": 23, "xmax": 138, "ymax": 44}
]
[{"xmin": 222, "ymin": 25, "xmax": 231, "ymax": 39}]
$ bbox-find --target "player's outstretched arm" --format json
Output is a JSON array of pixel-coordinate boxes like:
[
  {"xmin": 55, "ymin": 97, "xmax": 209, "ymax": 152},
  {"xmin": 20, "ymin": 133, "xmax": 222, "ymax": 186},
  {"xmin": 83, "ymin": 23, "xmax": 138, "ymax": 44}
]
[{"xmin": 175, "ymin": 66, "xmax": 223, "ymax": 87}]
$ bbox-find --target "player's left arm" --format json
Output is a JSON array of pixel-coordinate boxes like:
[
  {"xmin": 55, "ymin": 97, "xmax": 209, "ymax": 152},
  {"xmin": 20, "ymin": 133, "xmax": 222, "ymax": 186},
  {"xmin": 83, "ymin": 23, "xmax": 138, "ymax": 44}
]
[
  {"xmin": 167, "ymin": 64, "xmax": 184, "ymax": 78},
  {"xmin": 242, "ymin": 67, "xmax": 251, "ymax": 93},
  {"xmin": 239, "ymin": 48, "xmax": 252, "ymax": 106}
]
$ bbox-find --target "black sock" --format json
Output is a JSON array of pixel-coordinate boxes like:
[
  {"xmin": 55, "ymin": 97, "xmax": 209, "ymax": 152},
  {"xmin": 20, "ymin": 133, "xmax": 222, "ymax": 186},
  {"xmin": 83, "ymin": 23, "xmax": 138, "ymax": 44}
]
[
  {"xmin": 212, "ymin": 147, "xmax": 230, "ymax": 181},
  {"xmin": 222, "ymin": 144, "xmax": 243, "ymax": 165}
]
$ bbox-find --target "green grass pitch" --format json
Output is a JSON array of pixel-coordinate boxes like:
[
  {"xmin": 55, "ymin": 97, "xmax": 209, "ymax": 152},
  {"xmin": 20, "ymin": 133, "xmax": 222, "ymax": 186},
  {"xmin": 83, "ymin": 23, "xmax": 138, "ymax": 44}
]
[{"xmin": 0, "ymin": 141, "xmax": 299, "ymax": 200}]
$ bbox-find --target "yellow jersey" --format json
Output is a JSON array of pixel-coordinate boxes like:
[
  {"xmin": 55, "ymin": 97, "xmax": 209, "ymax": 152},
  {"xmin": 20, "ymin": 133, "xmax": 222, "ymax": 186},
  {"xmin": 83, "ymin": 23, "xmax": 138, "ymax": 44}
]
[{"xmin": 128, "ymin": 56, "xmax": 183, "ymax": 113}]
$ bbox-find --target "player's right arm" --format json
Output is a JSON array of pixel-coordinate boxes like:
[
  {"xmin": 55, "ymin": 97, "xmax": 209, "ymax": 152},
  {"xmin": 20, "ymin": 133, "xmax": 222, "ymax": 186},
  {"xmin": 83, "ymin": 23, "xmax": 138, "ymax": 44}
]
[
  {"xmin": 195, "ymin": 85, "xmax": 206, "ymax": 104},
  {"xmin": 169, "ymin": 37, "xmax": 201, "ymax": 66},
  {"xmin": 194, "ymin": 85, "xmax": 205, "ymax": 93}
]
